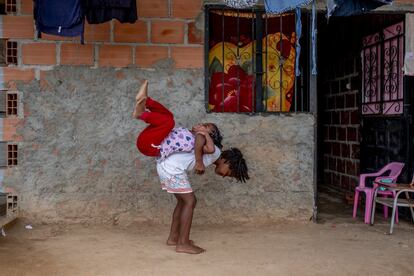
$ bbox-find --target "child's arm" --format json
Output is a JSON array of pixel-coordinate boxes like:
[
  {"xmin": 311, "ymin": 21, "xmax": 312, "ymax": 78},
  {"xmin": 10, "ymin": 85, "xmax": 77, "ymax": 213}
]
[
  {"xmin": 194, "ymin": 133, "xmax": 207, "ymax": 174},
  {"xmin": 199, "ymin": 131, "xmax": 215, "ymax": 154}
]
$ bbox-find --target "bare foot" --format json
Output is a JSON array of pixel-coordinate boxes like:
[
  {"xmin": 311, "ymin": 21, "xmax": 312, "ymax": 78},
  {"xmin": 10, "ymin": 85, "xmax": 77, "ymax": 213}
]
[
  {"xmin": 166, "ymin": 239, "xmax": 195, "ymax": 246},
  {"xmin": 132, "ymin": 97, "xmax": 147, "ymax": 119},
  {"xmin": 136, "ymin": 80, "xmax": 148, "ymax": 102},
  {"xmin": 176, "ymin": 244, "xmax": 205, "ymax": 254}
]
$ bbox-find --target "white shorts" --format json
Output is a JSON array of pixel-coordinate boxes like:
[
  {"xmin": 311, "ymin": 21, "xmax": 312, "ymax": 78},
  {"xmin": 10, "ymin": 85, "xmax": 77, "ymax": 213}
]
[{"xmin": 156, "ymin": 165, "xmax": 193, "ymax": 194}]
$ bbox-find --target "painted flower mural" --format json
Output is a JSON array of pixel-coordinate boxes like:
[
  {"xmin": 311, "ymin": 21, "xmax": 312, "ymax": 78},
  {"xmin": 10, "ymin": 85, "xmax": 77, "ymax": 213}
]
[
  {"xmin": 208, "ymin": 11, "xmax": 296, "ymax": 112},
  {"xmin": 209, "ymin": 65, "xmax": 255, "ymax": 112}
]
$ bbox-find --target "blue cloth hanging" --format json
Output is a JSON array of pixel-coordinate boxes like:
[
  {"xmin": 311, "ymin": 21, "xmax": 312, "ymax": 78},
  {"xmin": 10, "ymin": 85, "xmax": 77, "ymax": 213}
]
[
  {"xmin": 327, "ymin": 0, "xmax": 393, "ymax": 17},
  {"xmin": 34, "ymin": 0, "xmax": 85, "ymax": 43},
  {"xmin": 265, "ymin": 0, "xmax": 313, "ymax": 14},
  {"xmin": 311, "ymin": 0, "xmax": 317, "ymax": 75}
]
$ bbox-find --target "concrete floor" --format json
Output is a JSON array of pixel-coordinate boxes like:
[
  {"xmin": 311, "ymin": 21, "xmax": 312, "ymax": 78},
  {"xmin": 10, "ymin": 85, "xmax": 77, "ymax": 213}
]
[{"xmin": 0, "ymin": 194, "xmax": 413, "ymax": 276}]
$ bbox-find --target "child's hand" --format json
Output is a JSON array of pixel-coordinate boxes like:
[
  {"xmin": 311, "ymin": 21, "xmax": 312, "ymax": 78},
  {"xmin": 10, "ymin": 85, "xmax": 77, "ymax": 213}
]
[
  {"xmin": 194, "ymin": 161, "xmax": 205, "ymax": 175},
  {"xmin": 196, "ymin": 131, "xmax": 209, "ymax": 137},
  {"xmin": 410, "ymin": 182, "xmax": 414, "ymax": 188}
]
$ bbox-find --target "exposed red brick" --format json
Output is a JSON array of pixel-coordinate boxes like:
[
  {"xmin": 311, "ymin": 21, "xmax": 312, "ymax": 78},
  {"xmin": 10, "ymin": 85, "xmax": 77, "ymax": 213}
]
[
  {"xmin": 114, "ymin": 21, "xmax": 147, "ymax": 43},
  {"xmin": 337, "ymin": 159, "xmax": 346, "ymax": 173},
  {"xmin": 84, "ymin": 22, "xmax": 111, "ymax": 42},
  {"xmin": 332, "ymin": 142, "xmax": 340, "ymax": 157},
  {"xmin": 41, "ymin": 34, "xmax": 74, "ymax": 41},
  {"xmin": 171, "ymin": 46, "xmax": 203, "ymax": 68},
  {"xmin": 345, "ymin": 93, "xmax": 356, "ymax": 108},
  {"xmin": 188, "ymin": 22, "xmax": 203, "ymax": 44},
  {"xmin": 3, "ymin": 68, "xmax": 35, "ymax": 83},
  {"xmin": 335, "ymin": 95, "xmax": 344, "ymax": 109},
  {"xmin": 329, "ymin": 126, "xmax": 336, "ymax": 140},
  {"xmin": 340, "ymin": 111, "xmax": 349, "ymax": 125},
  {"xmin": 135, "ymin": 46, "xmax": 168, "ymax": 67},
  {"xmin": 350, "ymin": 110, "xmax": 359, "ymax": 125},
  {"xmin": 3, "ymin": 118, "xmax": 23, "ymax": 141},
  {"xmin": 21, "ymin": 0, "xmax": 34, "ymax": 15},
  {"xmin": 332, "ymin": 111, "xmax": 340, "ymax": 124},
  {"xmin": 341, "ymin": 144, "xmax": 350, "ymax": 158},
  {"xmin": 346, "ymin": 160, "xmax": 356, "ymax": 176},
  {"xmin": 137, "ymin": 0, "xmax": 168, "ymax": 17},
  {"xmin": 347, "ymin": 127, "xmax": 357, "ymax": 142},
  {"xmin": 332, "ymin": 173, "xmax": 340, "ymax": 186},
  {"xmin": 151, "ymin": 21, "xmax": 185, "ymax": 44},
  {"xmin": 22, "ymin": 43, "xmax": 56, "ymax": 65},
  {"xmin": 3, "ymin": 16, "xmax": 34, "ymax": 39},
  {"xmin": 61, "ymin": 44, "xmax": 94, "ymax": 66},
  {"xmin": 337, "ymin": 127, "xmax": 346, "ymax": 141},
  {"xmin": 172, "ymin": 0, "xmax": 202, "ymax": 18},
  {"xmin": 39, "ymin": 70, "xmax": 52, "ymax": 91},
  {"xmin": 329, "ymin": 157, "xmax": 336, "ymax": 171},
  {"xmin": 99, "ymin": 45, "xmax": 132, "ymax": 67},
  {"xmin": 351, "ymin": 145, "xmax": 360, "ymax": 159}
]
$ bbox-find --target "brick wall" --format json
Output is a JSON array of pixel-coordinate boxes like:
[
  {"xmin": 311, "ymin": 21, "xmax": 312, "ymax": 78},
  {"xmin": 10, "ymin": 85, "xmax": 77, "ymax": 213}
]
[
  {"xmin": 322, "ymin": 56, "xmax": 361, "ymax": 193},
  {"xmin": 0, "ymin": 0, "xmax": 203, "ymax": 144}
]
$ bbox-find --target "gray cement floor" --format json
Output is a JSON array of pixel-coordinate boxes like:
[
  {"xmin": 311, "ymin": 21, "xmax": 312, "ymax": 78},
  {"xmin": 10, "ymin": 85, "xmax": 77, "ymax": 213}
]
[{"xmin": 0, "ymin": 193, "xmax": 413, "ymax": 276}]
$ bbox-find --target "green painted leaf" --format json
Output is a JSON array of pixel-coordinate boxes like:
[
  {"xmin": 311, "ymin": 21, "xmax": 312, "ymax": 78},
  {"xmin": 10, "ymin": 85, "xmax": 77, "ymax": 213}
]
[{"xmin": 209, "ymin": 57, "xmax": 223, "ymax": 75}]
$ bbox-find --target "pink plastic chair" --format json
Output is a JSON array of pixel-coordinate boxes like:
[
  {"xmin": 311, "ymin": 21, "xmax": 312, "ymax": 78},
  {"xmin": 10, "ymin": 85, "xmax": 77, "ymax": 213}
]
[{"xmin": 353, "ymin": 162, "xmax": 404, "ymax": 224}]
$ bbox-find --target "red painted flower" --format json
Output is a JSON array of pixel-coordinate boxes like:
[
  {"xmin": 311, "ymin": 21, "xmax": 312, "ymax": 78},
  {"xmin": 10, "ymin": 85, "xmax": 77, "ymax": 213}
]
[{"xmin": 209, "ymin": 65, "xmax": 255, "ymax": 112}]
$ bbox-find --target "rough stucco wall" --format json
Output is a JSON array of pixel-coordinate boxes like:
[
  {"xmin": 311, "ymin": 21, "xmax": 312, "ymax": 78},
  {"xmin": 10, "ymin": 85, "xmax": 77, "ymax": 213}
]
[{"xmin": 4, "ymin": 65, "xmax": 314, "ymax": 224}]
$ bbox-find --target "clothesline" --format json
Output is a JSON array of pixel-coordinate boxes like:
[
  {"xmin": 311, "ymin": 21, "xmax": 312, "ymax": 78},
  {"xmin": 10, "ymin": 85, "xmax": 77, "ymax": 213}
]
[{"xmin": 223, "ymin": 0, "xmax": 394, "ymax": 17}]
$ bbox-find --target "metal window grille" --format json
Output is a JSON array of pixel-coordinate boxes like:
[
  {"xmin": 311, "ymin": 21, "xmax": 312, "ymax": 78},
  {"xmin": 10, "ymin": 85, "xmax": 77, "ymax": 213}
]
[
  {"xmin": 361, "ymin": 21, "xmax": 404, "ymax": 116},
  {"xmin": 5, "ymin": 0, "xmax": 16, "ymax": 14},
  {"xmin": 6, "ymin": 41, "xmax": 17, "ymax": 65},
  {"xmin": 205, "ymin": 5, "xmax": 309, "ymax": 113},
  {"xmin": 7, "ymin": 93, "xmax": 17, "ymax": 116},
  {"xmin": 8, "ymin": 144, "xmax": 18, "ymax": 166}
]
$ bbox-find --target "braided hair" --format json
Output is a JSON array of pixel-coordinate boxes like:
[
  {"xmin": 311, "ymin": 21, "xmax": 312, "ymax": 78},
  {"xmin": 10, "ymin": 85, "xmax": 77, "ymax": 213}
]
[
  {"xmin": 209, "ymin": 124, "xmax": 223, "ymax": 149},
  {"xmin": 221, "ymin": 147, "xmax": 249, "ymax": 183}
]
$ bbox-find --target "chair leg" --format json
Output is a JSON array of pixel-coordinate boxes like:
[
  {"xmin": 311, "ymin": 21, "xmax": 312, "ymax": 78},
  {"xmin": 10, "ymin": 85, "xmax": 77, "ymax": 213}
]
[
  {"xmin": 395, "ymin": 207, "xmax": 399, "ymax": 224},
  {"xmin": 364, "ymin": 191, "xmax": 373, "ymax": 224},
  {"xmin": 390, "ymin": 199, "xmax": 398, "ymax": 234},
  {"xmin": 353, "ymin": 190, "xmax": 360, "ymax": 218},
  {"xmin": 410, "ymin": 206, "xmax": 414, "ymax": 223},
  {"xmin": 391, "ymin": 191, "xmax": 399, "ymax": 224},
  {"xmin": 383, "ymin": 195, "xmax": 389, "ymax": 219},
  {"xmin": 371, "ymin": 189, "xmax": 378, "ymax": 225}
]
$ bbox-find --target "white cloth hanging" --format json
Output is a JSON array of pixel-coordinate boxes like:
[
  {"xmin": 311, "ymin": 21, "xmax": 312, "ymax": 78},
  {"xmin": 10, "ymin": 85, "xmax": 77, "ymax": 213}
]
[
  {"xmin": 404, "ymin": 13, "xmax": 414, "ymax": 76},
  {"xmin": 223, "ymin": 0, "xmax": 258, "ymax": 9}
]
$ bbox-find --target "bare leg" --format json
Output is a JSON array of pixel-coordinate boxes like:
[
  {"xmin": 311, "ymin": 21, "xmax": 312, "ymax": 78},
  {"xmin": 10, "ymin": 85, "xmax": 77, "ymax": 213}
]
[
  {"xmin": 166, "ymin": 195, "xmax": 195, "ymax": 246},
  {"xmin": 136, "ymin": 80, "xmax": 148, "ymax": 102},
  {"xmin": 166, "ymin": 195, "xmax": 183, "ymax": 245},
  {"xmin": 174, "ymin": 193, "xmax": 205, "ymax": 254},
  {"xmin": 133, "ymin": 80, "xmax": 148, "ymax": 119}
]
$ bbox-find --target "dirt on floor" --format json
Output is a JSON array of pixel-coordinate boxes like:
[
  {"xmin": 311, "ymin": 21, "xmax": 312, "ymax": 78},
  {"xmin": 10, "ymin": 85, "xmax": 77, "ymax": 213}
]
[{"xmin": 1, "ymin": 194, "xmax": 413, "ymax": 276}]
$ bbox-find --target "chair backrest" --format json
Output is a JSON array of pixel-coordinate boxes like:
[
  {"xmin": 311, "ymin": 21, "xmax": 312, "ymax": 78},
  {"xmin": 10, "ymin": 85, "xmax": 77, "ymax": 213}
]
[
  {"xmin": 375, "ymin": 162, "xmax": 405, "ymax": 182},
  {"xmin": 382, "ymin": 162, "xmax": 405, "ymax": 177},
  {"xmin": 359, "ymin": 162, "xmax": 405, "ymax": 188}
]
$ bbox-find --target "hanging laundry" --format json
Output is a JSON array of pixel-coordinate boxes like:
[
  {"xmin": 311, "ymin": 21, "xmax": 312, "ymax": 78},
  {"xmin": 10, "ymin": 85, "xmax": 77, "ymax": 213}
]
[
  {"xmin": 85, "ymin": 0, "xmax": 137, "ymax": 24},
  {"xmin": 404, "ymin": 13, "xmax": 414, "ymax": 76},
  {"xmin": 34, "ymin": 0, "xmax": 85, "ymax": 43},
  {"xmin": 265, "ymin": 0, "xmax": 313, "ymax": 14},
  {"xmin": 327, "ymin": 0, "xmax": 393, "ymax": 17},
  {"xmin": 223, "ymin": 0, "xmax": 258, "ymax": 8},
  {"xmin": 295, "ymin": 7, "xmax": 302, "ymax": 76},
  {"xmin": 311, "ymin": 0, "xmax": 317, "ymax": 75}
]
